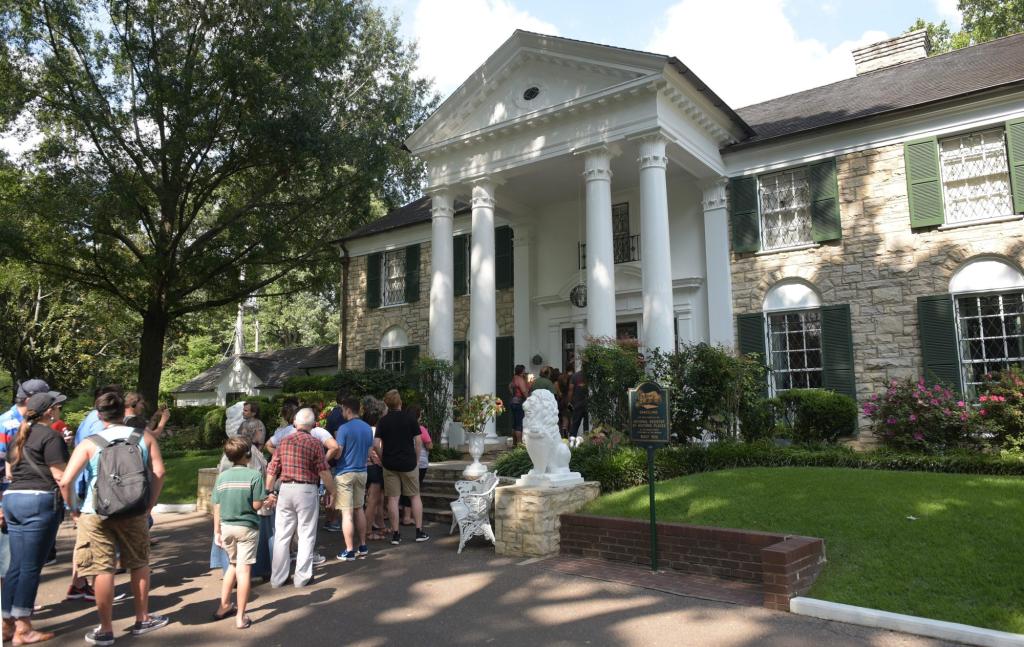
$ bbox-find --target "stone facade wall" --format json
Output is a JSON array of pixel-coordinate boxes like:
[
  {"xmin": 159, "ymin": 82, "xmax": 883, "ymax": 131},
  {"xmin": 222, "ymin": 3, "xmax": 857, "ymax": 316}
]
[
  {"xmin": 731, "ymin": 142, "xmax": 1024, "ymax": 405},
  {"xmin": 559, "ymin": 514, "xmax": 825, "ymax": 611},
  {"xmin": 343, "ymin": 241, "xmax": 515, "ymax": 369},
  {"xmin": 494, "ymin": 482, "xmax": 600, "ymax": 557}
]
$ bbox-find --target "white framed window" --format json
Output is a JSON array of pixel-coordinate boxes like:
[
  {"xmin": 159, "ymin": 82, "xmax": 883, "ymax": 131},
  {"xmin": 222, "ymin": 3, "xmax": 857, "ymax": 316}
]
[
  {"xmin": 758, "ymin": 167, "xmax": 813, "ymax": 251},
  {"xmin": 381, "ymin": 249, "xmax": 406, "ymax": 306},
  {"xmin": 382, "ymin": 348, "xmax": 405, "ymax": 373},
  {"xmin": 951, "ymin": 259, "xmax": 1024, "ymax": 391},
  {"xmin": 764, "ymin": 281, "xmax": 823, "ymax": 393},
  {"xmin": 380, "ymin": 326, "xmax": 408, "ymax": 374},
  {"xmin": 939, "ymin": 128, "xmax": 1014, "ymax": 225}
]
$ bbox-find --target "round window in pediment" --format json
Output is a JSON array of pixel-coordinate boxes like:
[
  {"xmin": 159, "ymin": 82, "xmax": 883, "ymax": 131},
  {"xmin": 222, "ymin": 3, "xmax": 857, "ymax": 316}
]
[{"xmin": 522, "ymin": 86, "xmax": 541, "ymax": 101}]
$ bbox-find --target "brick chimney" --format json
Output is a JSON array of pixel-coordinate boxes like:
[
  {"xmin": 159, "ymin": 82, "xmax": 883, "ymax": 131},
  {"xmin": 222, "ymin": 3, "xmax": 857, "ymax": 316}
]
[{"xmin": 852, "ymin": 29, "xmax": 930, "ymax": 75}]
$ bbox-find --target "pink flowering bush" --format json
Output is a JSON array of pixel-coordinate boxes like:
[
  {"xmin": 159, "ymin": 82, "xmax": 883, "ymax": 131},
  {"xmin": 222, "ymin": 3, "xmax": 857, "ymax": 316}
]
[
  {"xmin": 863, "ymin": 378, "xmax": 984, "ymax": 451},
  {"xmin": 976, "ymin": 366, "xmax": 1024, "ymax": 448}
]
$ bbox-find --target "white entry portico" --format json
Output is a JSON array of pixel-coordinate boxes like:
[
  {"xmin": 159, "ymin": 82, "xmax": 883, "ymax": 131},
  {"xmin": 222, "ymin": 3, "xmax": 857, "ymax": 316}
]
[{"xmin": 405, "ymin": 32, "xmax": 752, "ymax": 436}]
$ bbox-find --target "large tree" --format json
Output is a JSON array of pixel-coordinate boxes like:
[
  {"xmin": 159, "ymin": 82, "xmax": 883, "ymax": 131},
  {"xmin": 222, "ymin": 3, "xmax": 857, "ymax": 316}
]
[
  {"xmin": 908, "ymin": 0, "xmax": 1023, "ymax": 54},
  {"xmin": 0, "ymin": 1, "xmax": 435, "ymax": 403}
]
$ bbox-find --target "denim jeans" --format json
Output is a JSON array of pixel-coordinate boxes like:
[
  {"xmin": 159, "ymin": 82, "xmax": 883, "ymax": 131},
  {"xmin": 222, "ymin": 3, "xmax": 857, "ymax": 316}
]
[
  {"xmin": 2, "ymin": 491, "xmax": 62, "ymax": 618},
  {"xmin": 510, "ymin": 400, "xmax": 525, "ymax": 432}
]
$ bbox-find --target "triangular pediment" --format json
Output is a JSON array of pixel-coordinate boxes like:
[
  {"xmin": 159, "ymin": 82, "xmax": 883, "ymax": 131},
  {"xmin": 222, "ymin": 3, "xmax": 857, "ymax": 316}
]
[{"xmin": 407, "ymin": 31, "xmax": 666, "ymax": 151}]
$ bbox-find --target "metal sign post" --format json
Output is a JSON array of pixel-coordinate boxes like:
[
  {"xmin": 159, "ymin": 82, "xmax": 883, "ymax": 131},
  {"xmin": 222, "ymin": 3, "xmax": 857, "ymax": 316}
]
[{"xmin": 628, "ymin": 381, "xmax": 671, "ymax": 573}]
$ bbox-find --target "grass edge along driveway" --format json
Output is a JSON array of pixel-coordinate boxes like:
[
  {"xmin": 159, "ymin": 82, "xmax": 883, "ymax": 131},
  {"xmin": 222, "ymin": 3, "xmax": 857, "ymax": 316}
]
[
  {"xmin": 584, "ymin": 466, "xmax": 1024, "ymax": 634},
  {"xmin": 159, "ymin": 449, "xmax": 221, "ymax": 504}
]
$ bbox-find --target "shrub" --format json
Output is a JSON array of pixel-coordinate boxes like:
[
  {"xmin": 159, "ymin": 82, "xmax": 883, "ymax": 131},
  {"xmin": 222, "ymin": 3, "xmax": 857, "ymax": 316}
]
[
  {"xmin": 581, "ymin": 338, "xmax": 644, "ymax": 430},
  {"xmin": 428, "ymin": 445, "xmax": 463, "ymax": 462},
  {"xmin": 64, "ymin": 409, "xmax": 88, "ymax": 433},
  {"xmin": 863, "ymin": 378, "xmax": 984, "ymax": 451},
  {"xmin": 648, "ymin": 343, "xmax": 769, "ymax": 442},
  {"xmin": 282, "ymin": 369, "xmax": 410, "ymax": 397},
  {"xmin": 202, "ymin": 407, "xmax": 227, "ymax": 448},
  {"xmin": 419, "ymin": 356, "xmax": 453, "ymax": 445},
  {"xmin": 773, "ymin": 389, "xmax": 858, "ymax": 444},
  {"xmin": 168, "ymin": 405, "xmax": 220, "ymax": 430},
  {"xmin": 977, "ymin": 366, "xmax": 1024, "ymax": 448}
]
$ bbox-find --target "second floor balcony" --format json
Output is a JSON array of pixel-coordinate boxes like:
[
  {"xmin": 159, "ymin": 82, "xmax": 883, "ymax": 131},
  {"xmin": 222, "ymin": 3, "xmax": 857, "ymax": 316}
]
[{"xmin": 578, "ymin": 234, "xmax": 641, "ymax": 270}]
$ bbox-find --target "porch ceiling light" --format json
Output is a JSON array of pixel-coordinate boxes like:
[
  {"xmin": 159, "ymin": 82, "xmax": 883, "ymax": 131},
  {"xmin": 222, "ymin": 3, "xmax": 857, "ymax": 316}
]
[{"xmin": 522, "ymin": 86, "xmax": 540, "ymax": 101}]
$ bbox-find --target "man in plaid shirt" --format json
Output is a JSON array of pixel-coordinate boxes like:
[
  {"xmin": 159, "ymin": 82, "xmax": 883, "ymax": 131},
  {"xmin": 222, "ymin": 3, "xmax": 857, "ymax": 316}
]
[{"xmin": 266, "ymin": 408, "xmax": 336, "ymax": 588}]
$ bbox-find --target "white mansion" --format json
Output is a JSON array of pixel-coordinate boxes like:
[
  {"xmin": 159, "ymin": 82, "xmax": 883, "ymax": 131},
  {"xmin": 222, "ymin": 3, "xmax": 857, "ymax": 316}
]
[{"xmin": 184, "ymin": 29, "xmax": 1024, "ymax": 433}]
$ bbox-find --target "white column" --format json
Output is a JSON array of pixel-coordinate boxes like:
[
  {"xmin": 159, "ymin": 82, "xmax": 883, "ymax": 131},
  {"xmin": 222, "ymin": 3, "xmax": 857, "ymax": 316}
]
[
  {"xmin": 429, "ymin": 189, "xmax": 455, "ymax": 362},
  {"xmin": 512, "ymin": 222, "xmax": 532, "ymax": 370},
  {"xmin": 582, "ymin": 147, "xmax": 617, "ymax": 341},
  {"xmin": 703, "ymin": 178, "xmax": 735, "ymax": 348},
  {"xmin": 638, "ymin": 134, "xmax": 675, "ymax": 356},
  {"xmin": 470, "ymin": 178, "xmax": 498, "ymax": 438}
]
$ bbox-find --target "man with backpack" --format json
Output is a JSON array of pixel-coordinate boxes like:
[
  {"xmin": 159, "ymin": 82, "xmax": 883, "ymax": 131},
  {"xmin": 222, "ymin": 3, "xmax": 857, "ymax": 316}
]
[{"xmin": 59, "ymin": 391, "xmax": 168, "ymax": 646}]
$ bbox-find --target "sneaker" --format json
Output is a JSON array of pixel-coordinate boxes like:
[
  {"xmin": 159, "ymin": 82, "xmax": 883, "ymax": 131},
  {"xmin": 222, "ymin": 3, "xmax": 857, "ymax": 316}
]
[
  {"xmin": 66, "ymin": 583, "xmax": 96, "ymax": 601},
  {"xmin": 113, "ymin": 591, "xmax": 129, "ymax": 602},
  {"xmin": 391, "ymin": 531, "xmax": 401, "ymax": 545},
  {"xmin": 415, "ymin": 529, "xmax": 430, "ymax": 543},
  {"xmin": 336, "ymin": 550, "xmax": 357, "ymax": 561},
  {"xmin": 129, "ymin": 614, "xmax": 169, "ymax": 636},
  {"xmin": 356, "ymin": 544, "xmax": 369, "ymax": 558},
  {"xmin": 312, "ymin": 553, "xmax": 327, "ymax": 566},
  {"xmin": 85, "ymin": 627, "xmax": 115, "ymax": 645},
  {"xmin": 323, "ymin": 522, "xmax": 341, "ymax": 533}
]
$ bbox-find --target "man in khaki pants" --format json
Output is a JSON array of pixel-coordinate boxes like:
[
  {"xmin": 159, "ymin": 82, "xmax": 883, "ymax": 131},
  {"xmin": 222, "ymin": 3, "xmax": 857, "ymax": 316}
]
[
  {"xmin": 374, "ymin": 390, "xmax": 429, "ymax": 545},
  {"xmin": 332, "ymin": 397, "xmax": 373, "ymax": 560}
]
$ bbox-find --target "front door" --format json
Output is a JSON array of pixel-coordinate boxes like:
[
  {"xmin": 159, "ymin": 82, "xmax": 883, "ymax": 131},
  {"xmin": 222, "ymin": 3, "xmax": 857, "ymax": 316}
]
[
  {"xmin": 617, "ymin": 321, "xmax": 638, "ymax": 341},
  {"xmin": 561, "ymin": 328, "xmax": 576, "ymax": 373}
]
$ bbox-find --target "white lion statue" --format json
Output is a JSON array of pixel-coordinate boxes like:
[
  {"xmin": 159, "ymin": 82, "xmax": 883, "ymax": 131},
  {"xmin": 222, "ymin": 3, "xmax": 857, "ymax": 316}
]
[{"xmin": 516, "ymin": 389, "xmax": 583, "ymax": 487}]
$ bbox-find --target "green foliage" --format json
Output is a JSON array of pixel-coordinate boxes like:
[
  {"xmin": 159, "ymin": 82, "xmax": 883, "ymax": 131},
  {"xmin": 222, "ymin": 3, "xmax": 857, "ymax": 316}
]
[
  {"xmin": 159, "ymin": 336, "xmax": 225, "ymax": 394},
  {"xmin": 648, "ymin": 343, "xmax": 769, "ymax": 442},
  {"xmin": 453, "ymin": 393, "xmax": 504, "ymax": 434},
  {"xmin": 977, "ymin": 366, "xmax": 1024, "ymax": 447},
  {"xmin": 202, "ymin": 407, "xmax": 227, "ymax": 449},
  {"xmin": 428, "ymin": 446, "xmax": 462, "ymax": 462},
  {"xmin": 283, "ymin": 369, "xmax": 410, "ymax": 397},
  {"xmin": 418, "ymin": 356, "xmax": 453, "ymax": 445},
  {"xmin": 492, "ymin": 441, "xmax": 1024, "ymax": 492},
  {"xmin": 581, "ymin": 338, "xmax": 644, "ymax": 430},
  {"xmin": 63, "ymin": 409, "xmax": 88, "ymax": 433},
  {"xmin": 908, "ymin": 1, "xmax": 1023, "ymax": 56},
  {"xmin": 862, "ymin": 378, "xmax": 984, "ymax": 451},
  {"xmin": 773, "ymin": 389, "xmax": 858, "ymax": 444},
  {"xmin": 168, "ymin": 405, "xmax": 221, "ymax": 431}
]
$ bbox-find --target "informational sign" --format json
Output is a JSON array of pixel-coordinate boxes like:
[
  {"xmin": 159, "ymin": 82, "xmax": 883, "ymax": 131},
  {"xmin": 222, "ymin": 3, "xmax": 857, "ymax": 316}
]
[{"xmin": 628, "ymin": 381, "xmax": 671, "ymax": 445}]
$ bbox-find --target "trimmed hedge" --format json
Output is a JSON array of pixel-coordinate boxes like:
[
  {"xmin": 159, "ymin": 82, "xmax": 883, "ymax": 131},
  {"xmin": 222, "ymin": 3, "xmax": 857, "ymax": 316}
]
[
  {"xmin": 492, "ymin": 442, "xmax": 1024, "ymax": 493},
  {"xmin": 773, "ymin": 389, "xmax": 858, "ymax": 444},
  {"xmin": 283, "ymin": 369, "xmax": 411, "ymax": 396}
]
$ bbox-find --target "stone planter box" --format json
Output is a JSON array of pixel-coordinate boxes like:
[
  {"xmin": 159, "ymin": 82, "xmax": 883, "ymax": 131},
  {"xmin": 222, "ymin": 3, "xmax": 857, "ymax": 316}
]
[{"xmin": 197, "ymin": 467, "xmax": 218, "ymax": 514}]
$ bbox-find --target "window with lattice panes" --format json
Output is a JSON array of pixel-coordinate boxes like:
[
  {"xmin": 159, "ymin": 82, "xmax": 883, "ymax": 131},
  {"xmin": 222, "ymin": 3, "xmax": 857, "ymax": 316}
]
[
  {"xmin": 381, "ymin": 249, "xmax": 406, "ymax": 306},
  {"xmin": 955, "ymin": 291, "xmax": 1024, "ymax": 390},
  {"xmin": 381, "ymin": 348, "xmax": 405, "ymax": 373},
  {"xmin": 939, "ymin": 128, "xmax": 1014, "ymax": 225},
  {"xmin": 767, "ymin": 310, "xmax": 823, "ymax": 392},
  {"xmin": 759, "ymin": 167, "xmax": 813, "ymax": 250}
]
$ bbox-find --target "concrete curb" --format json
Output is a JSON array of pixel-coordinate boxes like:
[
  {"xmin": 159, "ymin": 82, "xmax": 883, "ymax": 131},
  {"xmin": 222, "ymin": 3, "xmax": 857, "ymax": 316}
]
[
  {"xmin": 152, "ymin": 503, "xmax": 197, "ymax": 514},
  {"xmin": 790, "ymin": 597, "xmax": 1024, "ymax": 647}
]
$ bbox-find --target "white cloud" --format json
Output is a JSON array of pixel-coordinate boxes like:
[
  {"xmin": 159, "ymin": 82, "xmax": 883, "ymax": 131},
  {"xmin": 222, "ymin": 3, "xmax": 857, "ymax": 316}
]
[
  {"xmin": 933, "ymin": 0, "xmax": 962, "ymax": 29},
  {"xmin": 647, "ymin": 0, "xmax": 887, "ymax": 108},
  {"xmin": 410, "ymin": 0, "xmax": 558, "ymax": 99},
  {"xmin": 819, "ymin": 1, "xmax": 840, "ymax": 16}
]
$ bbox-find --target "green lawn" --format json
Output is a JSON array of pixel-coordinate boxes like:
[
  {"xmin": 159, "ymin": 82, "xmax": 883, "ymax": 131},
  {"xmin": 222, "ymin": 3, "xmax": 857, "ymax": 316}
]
[
  {"xmin": 585, "ymin": 467, "xmax": 1024, "ymax": 633},
  {"xmin": 159, "ymin": 450, "xmax": 222, "ymax": 504}
]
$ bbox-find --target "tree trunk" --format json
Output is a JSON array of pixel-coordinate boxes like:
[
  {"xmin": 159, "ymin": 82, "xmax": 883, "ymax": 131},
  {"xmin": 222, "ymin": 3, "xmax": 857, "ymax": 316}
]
[{"xmin": 137, "ymin": 306, "xmax": 169, "ymax": 407}]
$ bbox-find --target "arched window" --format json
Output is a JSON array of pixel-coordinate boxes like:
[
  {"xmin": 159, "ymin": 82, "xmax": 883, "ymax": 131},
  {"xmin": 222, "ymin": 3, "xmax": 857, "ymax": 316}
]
[
  {"xmin": 763, "ymin": 281, "xmax": 823, "ymax": 392},
  {"xmin": 380, "ymin": 326, "xmax": 409, "ymax": 374},
  {"xmin": 950, "ymin": 258, "xmax": 1024, "ymax": 390}
]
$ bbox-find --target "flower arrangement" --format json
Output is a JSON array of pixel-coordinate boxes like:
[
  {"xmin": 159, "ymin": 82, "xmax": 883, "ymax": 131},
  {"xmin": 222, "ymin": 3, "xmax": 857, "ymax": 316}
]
[
  {"xmin": 453, "ymin": 394, "xmax": 505, "ymax": 434},
  {"xmin": 862, "ymin": 377, "xmax": 983, "ymax": 451},
  {"xmin": 580, "ymin": 423, "xmax": 627, "ymax": 450},
  {"xmin": 317, "ymin": 406, "xmax": 333, "ymax": 429},
  {"xmin": 975, "ymin": 366, "xmax": 1024, "ymax": 448}
]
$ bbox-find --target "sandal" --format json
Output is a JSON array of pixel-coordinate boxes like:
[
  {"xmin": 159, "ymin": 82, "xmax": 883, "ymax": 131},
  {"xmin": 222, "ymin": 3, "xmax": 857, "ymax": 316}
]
[
  {"xmin": 212, "ymin": 605, "xmax": 237, "ymax": 621},
  {"xmin": 236, "ymin": 616, "xmax": 252, "ymax": 630},
  {"xmin": 12, "ymin": 629, "xmax": 56, "ymax": 645}
]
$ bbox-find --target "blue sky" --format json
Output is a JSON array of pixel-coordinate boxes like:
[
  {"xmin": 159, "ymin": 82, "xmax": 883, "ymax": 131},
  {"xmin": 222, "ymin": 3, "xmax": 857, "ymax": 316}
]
[{"xmin": 377, "ymin": 0, "xmax": 960, "ymax": 107}]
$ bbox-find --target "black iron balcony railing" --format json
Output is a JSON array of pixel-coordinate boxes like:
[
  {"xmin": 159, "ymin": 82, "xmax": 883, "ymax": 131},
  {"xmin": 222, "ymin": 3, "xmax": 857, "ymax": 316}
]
[{"xmin": 578, "ymin": 234, "xmax": 640, "ymax": 270}]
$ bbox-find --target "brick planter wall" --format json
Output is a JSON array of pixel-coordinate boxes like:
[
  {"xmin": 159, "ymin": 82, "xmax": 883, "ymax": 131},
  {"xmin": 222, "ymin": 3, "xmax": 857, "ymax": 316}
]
[{"xmin": 560, "ymin": 514, "xmax": 825, "ymax": 611}]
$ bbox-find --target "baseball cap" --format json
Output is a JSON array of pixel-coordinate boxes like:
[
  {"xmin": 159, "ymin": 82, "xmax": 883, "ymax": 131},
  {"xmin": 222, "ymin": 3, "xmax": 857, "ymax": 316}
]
[
  {"xmin": 26, "ymin": 391, "xmax": 67, "ymax": 414},
  {"xmin": 16, "ymin": 379, "xmax": 50, "ymax": 401}
]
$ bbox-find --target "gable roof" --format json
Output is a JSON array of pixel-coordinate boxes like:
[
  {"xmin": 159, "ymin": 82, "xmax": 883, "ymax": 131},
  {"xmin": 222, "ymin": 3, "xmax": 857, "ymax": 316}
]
[
  {"xmin": 343, "ymin": 196, "xmax": 470, "ymax": 241},
  {"xmin": 172, "ymin": 344, "xmax": 338, "ymax": 393},
  {"xmin": 732, "ymin": 33, "xmax": 1024, "ymax": 148}
]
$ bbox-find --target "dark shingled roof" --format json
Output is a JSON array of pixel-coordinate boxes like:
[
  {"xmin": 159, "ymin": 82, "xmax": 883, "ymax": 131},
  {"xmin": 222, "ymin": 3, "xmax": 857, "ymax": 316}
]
[
  {"xmin": 732, "ymin": 33, "xmax": 1024, "ymax": 148},
  {"xmin": 344, "ymin": 196, "xmax": 470, "ymax": 241},
  {"xmin": 173, "ymin": 344, "xmax": 339, "ymax": 393}
]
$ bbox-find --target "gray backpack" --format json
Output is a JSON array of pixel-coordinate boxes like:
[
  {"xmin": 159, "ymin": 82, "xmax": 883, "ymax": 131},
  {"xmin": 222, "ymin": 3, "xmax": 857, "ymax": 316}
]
[{"xmin": 90, "ymin": 427, "xmax": 151, "ymax": 519}]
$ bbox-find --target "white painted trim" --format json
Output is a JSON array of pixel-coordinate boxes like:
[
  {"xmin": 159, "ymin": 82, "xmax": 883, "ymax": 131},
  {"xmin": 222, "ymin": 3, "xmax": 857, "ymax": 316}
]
[
  {"xmin": 938, "ymin": 214, "xmax": 1024, "ymax": 231},
  {"xmin": 756, "ymin": 243, "xmax": 819, "ymax": 256},
  {"xmin": 789, "ymin": 597, "xmax": 1024, "ymax": 647},
  {"xmin": 152, "ymin": 503, "xmax": 197, "ymax": 514}
]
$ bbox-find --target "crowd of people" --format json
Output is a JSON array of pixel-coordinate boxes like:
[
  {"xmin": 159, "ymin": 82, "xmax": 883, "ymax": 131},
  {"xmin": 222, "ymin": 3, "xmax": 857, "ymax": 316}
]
[
  {"xmin": 508, "ymin": 364, "xmax": 589, "ymax": 446},
  {"xmin": 0, "ymin": 377, "xmax": 437, "ymax": 644}
]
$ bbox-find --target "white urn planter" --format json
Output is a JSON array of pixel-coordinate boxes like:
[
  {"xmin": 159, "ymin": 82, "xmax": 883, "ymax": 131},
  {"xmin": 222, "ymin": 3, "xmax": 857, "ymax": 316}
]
[{"xmin": 464, "ymin": 431, "xmax": 487, "ymax": 478}]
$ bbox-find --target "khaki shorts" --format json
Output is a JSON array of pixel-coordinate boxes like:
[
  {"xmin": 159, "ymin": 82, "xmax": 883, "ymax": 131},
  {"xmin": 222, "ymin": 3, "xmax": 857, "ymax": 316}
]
[
  {"xmin": 220, "ymin": 524, "xmax": 258, "ymax": 565},
  {"xmin": 74, "ymin": 513, "xmax": 149, "ymax": 577},
  {"xmin": 383, "ymin": 468, "xmax": 419, "ymax": 498},
  {"xmin": 334, "ymin": 471, "xmax": 367, "ymax": 511}
]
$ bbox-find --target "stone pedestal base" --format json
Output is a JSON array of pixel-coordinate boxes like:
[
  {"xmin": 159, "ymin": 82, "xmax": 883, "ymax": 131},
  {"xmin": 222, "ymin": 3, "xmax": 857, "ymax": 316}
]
[
  {"xmin": 515, "ymin": 472, "xmax": 584, "ymax": 487},
  {"xmin": 197, "ymin": 467, "xmax": 218, "ymax": 514},
  {"xmin": 494, "ymin": 482, "xmax": 600, "ymax": 557}
]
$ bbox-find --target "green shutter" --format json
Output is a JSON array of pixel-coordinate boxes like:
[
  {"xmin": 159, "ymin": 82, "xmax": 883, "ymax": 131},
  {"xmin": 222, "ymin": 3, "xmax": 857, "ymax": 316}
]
[
  {"xmin": 366, "ymin": 252, "xmax": 381, "ymax": 309},
  {"xmin": 820, "ymin": 304, "xmax": 856, "ymax": 400},
  {"xmin": 453, "ymin": 234, "xmax": 468, "ymax": 297},
  {"xmin": 404, "ymin": 244, "xmax": 420, "ymax": 303},
  {"xmin": 402, "ymin": 345, "xmax": 420, "ymax": 388},
  {"xmin": 917, "ymin": 294, "xmax": 962, "ymax": 394},
  {"xmin": 809, "ymin": 158, "xmax": 841, "ymax": 242},
  {"xmin": 904, "ymin": 138, "xmax": 945, "ymax": 228},
  {"xmin": 364, "ymin": 349, "xmax": 380, "ymax": 370},
  {"xmin": 737, "ymin": 313, "xmax": 767, "ymax": 395},
  {"xmin": 495, "ymin": 336, "xmax": 515, "ymax": 435},
  {"xmin": 1007, "ymin": 119, "xmax": 1024, "ymax": 214},
  {"xmin": 495, "ymin": 226, "xmax": 514, "ymax": 289},
  {"xmin": 729, "ymin": 176, "xmax": 760, "ymax": 253},
  {"xmin": 453, "ymin": 340, "xmax": 468, "ymax": 400}
]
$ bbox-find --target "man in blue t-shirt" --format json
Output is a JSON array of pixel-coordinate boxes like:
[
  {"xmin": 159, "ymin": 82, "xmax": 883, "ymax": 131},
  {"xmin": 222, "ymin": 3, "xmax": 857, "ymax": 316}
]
[
  {"xmin": 332, "ymin": 396, "xmax": 374, "ymax": 561},
  {"xmin": 324, "ymin": 389, "xmax": 347, "ymax": 435}
]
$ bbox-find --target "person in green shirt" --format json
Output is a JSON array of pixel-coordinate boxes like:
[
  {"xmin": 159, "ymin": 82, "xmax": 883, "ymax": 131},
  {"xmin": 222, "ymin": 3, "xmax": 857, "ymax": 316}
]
[
  {"xmin": 211, "ymin": 437, "xmax": 268, "ymax": 630},
  {"xmin": 530, "ymin": 366, "xmax": 558, "ymax": 396}
]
